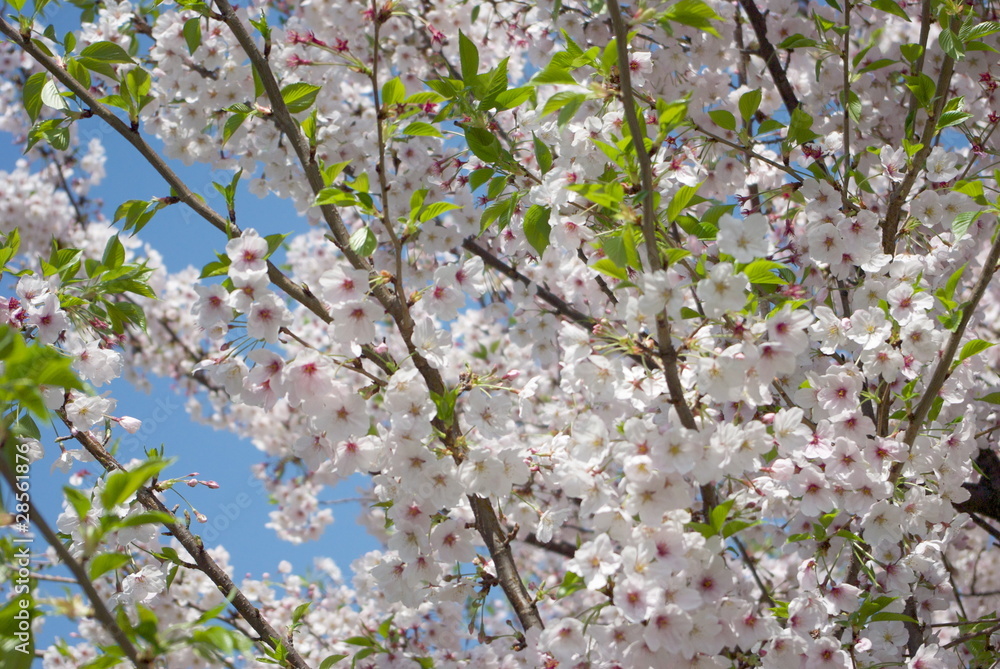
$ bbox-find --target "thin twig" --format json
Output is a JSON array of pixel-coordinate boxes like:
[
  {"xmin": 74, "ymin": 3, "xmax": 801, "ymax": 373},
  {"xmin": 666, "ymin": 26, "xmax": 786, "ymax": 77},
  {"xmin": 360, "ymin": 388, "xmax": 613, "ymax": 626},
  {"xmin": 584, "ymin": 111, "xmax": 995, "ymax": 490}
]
[
  {"xmin": 55, "ymin": 413, "xmax": 314, "ymax": 669},
  {"xmin": 732, "ymin": 536, "xmax": 776, "ymax": 607}
]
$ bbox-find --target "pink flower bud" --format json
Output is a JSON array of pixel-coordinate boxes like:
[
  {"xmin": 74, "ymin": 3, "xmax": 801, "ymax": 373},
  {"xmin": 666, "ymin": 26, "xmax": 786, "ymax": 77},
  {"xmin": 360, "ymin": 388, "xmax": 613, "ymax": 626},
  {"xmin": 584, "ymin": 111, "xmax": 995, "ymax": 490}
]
[{"xmin": 118, "ymin": 416, "xmax": 142, "ymax": 433}]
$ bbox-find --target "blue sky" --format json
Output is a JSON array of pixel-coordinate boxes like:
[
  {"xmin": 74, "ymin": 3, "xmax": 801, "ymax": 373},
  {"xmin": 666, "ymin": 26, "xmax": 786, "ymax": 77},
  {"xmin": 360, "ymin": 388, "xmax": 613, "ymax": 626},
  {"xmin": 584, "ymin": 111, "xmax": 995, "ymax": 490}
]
[{"xmin": 0, "ymin": 31, "xmax": 380, "ymax": 659}]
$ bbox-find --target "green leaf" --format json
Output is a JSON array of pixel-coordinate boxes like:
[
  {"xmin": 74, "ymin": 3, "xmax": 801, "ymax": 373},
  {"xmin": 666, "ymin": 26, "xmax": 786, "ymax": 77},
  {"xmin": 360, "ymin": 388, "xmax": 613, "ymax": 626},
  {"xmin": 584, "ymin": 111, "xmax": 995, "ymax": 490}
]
[
  {"xmin": 313, "ymin": 189, "xmax": 358, "ymax": 207},
  {"xmin": 568, "ymin": 182, "xmax": 624, "ymax": 209},
  {"xmin": 321, "ymin": 160, "xmax": 352, "ymax": 185},
  {"xmin": 522, "ymin": 205, "xmax": 551, "ymax": 255},
  {"xmin": 401, "ymin": 121, "xmax": 442, "ymax": 137},
  {"xmin": 319, "ymin": 655, "xmax": 348, "ymax": 669},
  {"xmin": 418, "ymin": 201, "xmax": 461, "ymax": 223},
  {"xmin": 738, "ymin": 89, "xmax": 761, "ymax": 123},
  {"xmin": 23, "ymin": 72, "xmax": 45, "ymax": 122},
  {"xmin": 708, "ymin": 109, "xmax": 736, "ymax": 131},
  {"xmin": 63, "ymin": 486, "xmax": 92, "ymax": 521},
  {"xmin": 591, "ymin": 258, "xmax": 627, "ymax": 280},
  {"xmin": 858, "ymin": 58, "xmax": 897, "ymax": 74},
  {"xmin": 252, "ymin": 64, "xmax": 265, "ymax": 99},
  {"xmin": 381, "ymin": 77, "xmax": 404, "ymax": 107},
  {"xmin": 342, "ymin": 636, "xmax": 375, "ymax": 647},
  {"xmin": 478, "ymin": 58, "xmax": 509, "ymax": 110},
  {"xmin": 978, "ymin": 392, "xmax": 1000, "ymax": 404},
  {"xmin": 755, "ymin": 121, "xmax": 785, "ymax": 139},
  {"xmin": 661, "ymin": 0, "xmax": 722, "ymax": 37},
  {"xmin": 27, "ymin": 119, "xmax": 70, "ymax": 152},
  {"xmin": 183, "ymin": 17, "xmax": 202, "ymax": 55},
  {"xmin": 870, "ymin": 0, "xmax": 910, "ymax": 22},
  {"xmin": 666, "ymin": 183, "xmax": 703, "ymax": 222},
  {"xmin": 722, "ymin": 519, "xmax": 761, "ymax": 539},
  {"xmin": 79, "ymin": 41, "xmax": 134, "ymax": 64},
  {"xmin": 778, "ymin": 34, "xmax": 819, "ymax": 49},
  {"xmin": 280, "ymin": 82, "xmax": 321, "ymax": 114},
  {"xmin": 938, "ymin": 28, "xmax": 965, "ymax": 61},
  {"xmin": 291, "ymin": 602, "xmax": 311, "ymax": 624},
  {"xmin": 710, "ymin": 498, "xmax": 735, "ymax": 532},
  {"xmin": 533, "ymin": 135, "xmax": 553, "ymax": 174},
  {"xmin": 458, "ymin": 30, "xmax": 479, "ymax": 80},
  {"xmin": 223, "ymin": 113, "xmax": 247, "ymax": 145},
  {"xmin": 101, "ymin": 235, "xmax": 125, "ymax": 269},
  {"xmin": 88, "ymin": 552, "xmax": 131, "ymax": 580},
  {"xmin": 961, "ymin": 21, "xmax": 1000, "ymax": 41},
  {"xmin": 494, "ymin": 86, "xmax": 532, "ymax": 110},
  {"xmin": 952, "ymin": 210, "xmax": 981, "ymax": 239},
  {"xmin": 349, "ymin": 226, "xmax": 377, "ymax": 257},
  {"xmin": 959, "ymin": 339, "xmax": 994, "ymax": 362},
  {"xmin": 531, "ymin": 54, "xmax": 578, "ymax": 86},
  {"xmin": 899, "ymin": 43, "xmax": 923, "ymax": 63},
  {"xmin": 468, "ymin": 168, "xmax": 494, "ymax": 192},
  {"xmin": 0, "ymin": 597, "xmax": 34, "ymax": 669},
  {"xmin": 541, "ymin": 91, "xmax": 587, "ymax": 117},
  {"xmin": 100, "ymin": 458, "xmax": 174, "ymax": 511},
  {"xmin": 464, "ymin": 126, "xmax": 501, "ymax": 163},
  {"xmin": 264, "ymin": 233, "xmax": 289, "ymax": 259},
  {"xmin": 112, "ymin": 510, "xmax": 174, "ymax": 529},
  {"xmin": 743, "ymin": 259, "xmax": 789, "ymax": 285},
  {"xmin": 938, "ymin": 110, "xmax": 972, "ymax": 130}
]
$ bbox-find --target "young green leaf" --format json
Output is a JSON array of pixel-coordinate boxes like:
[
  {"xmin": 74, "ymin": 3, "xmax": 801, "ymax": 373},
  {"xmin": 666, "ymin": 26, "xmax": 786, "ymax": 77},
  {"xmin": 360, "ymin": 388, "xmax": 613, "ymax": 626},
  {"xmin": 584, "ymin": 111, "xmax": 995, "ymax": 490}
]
[
  {"xmin": 281, "ymin": 82, "xmax": 321, "ymax": 114},
  {"xmin": 523, "ymin": 204, "xmax": 552, "ymax": 255}
]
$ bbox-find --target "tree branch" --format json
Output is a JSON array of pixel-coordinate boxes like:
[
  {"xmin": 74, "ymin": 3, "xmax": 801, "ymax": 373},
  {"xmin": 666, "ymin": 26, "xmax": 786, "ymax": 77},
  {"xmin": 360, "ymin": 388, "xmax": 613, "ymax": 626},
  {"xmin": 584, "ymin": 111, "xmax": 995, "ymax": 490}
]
[
  {"xmin": 897, "ymin": 225, "xmax": 1000, "ymax": 458},
  {"xmin": 737, "ymin": 0, "xmax": 800, "ymax": 114},
  {"xmin": 0, "ymin": 437, "xmax": 147, "ymax": 668},
  {"xmin": 0, "ymin": 16, "xmax": 331, "ymax": 329},
  {"xmin": 54, "ymin": 414, "xmax": 314, "ymax": 669},
  {"xmin": 209, "ymin": 3, "xmax": 544, "ymax": 631}
]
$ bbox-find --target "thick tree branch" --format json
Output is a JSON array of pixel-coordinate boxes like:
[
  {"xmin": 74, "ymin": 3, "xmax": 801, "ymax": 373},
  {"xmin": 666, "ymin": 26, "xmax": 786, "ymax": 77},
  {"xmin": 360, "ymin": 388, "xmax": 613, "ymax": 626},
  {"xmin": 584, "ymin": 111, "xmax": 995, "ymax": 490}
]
[
  {"xmin": 737, "ymin": 0, "xmax": 800, "ymax": 114},
  {"xmin": 469, "ymin": 495, "xmax": 544, "ymax": 630}
]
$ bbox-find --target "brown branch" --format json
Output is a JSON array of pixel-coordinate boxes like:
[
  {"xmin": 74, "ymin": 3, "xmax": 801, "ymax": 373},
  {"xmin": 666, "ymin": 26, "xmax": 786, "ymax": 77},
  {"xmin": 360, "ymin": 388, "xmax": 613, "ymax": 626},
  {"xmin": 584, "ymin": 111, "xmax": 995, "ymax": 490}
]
[
  {"xmin": 880, "ymin": 53, "xmax": 955, "ymax": 254},
  {"xmin": 210, "ymin": 2, "xmax": 543, "ymax": 631},
  {"xmin": 469, "ymin": 495, "xmax": 543, "ymax": 629},
  {"xmin": 732, "ymin": 536, "xmax": 776, "ymax": 607},
  {"xmin": 737, "ymin": 0, "xmax": 800, "ymax": 114},
  {"xmin": 896, "ymin": 227, "xmax": 1000, "ymax": 457},
  {"xmin": 54, "ymin": 412, "xmax": 313, "ymax": 669},
  {"xmin": 463, "ymin": 237, "xmax": 598, "ymax": 327},
  {"xmin": 608, "ymin": 0, "xmax": 710, "ymax": 514},
  {"xmin": 0, "ymin": 16, "xmax": 332, "ymax": 329},
  {"xmin": 943, "ymin": 621, "xmax": 1000, "ymax": 650},
  {"xmin": 0, "ymin": 437, "xmax": 147, "ymax": 668},
  {"xmin": 523, "ymin": 533, "xmax": 577, "ymax": 558}
]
